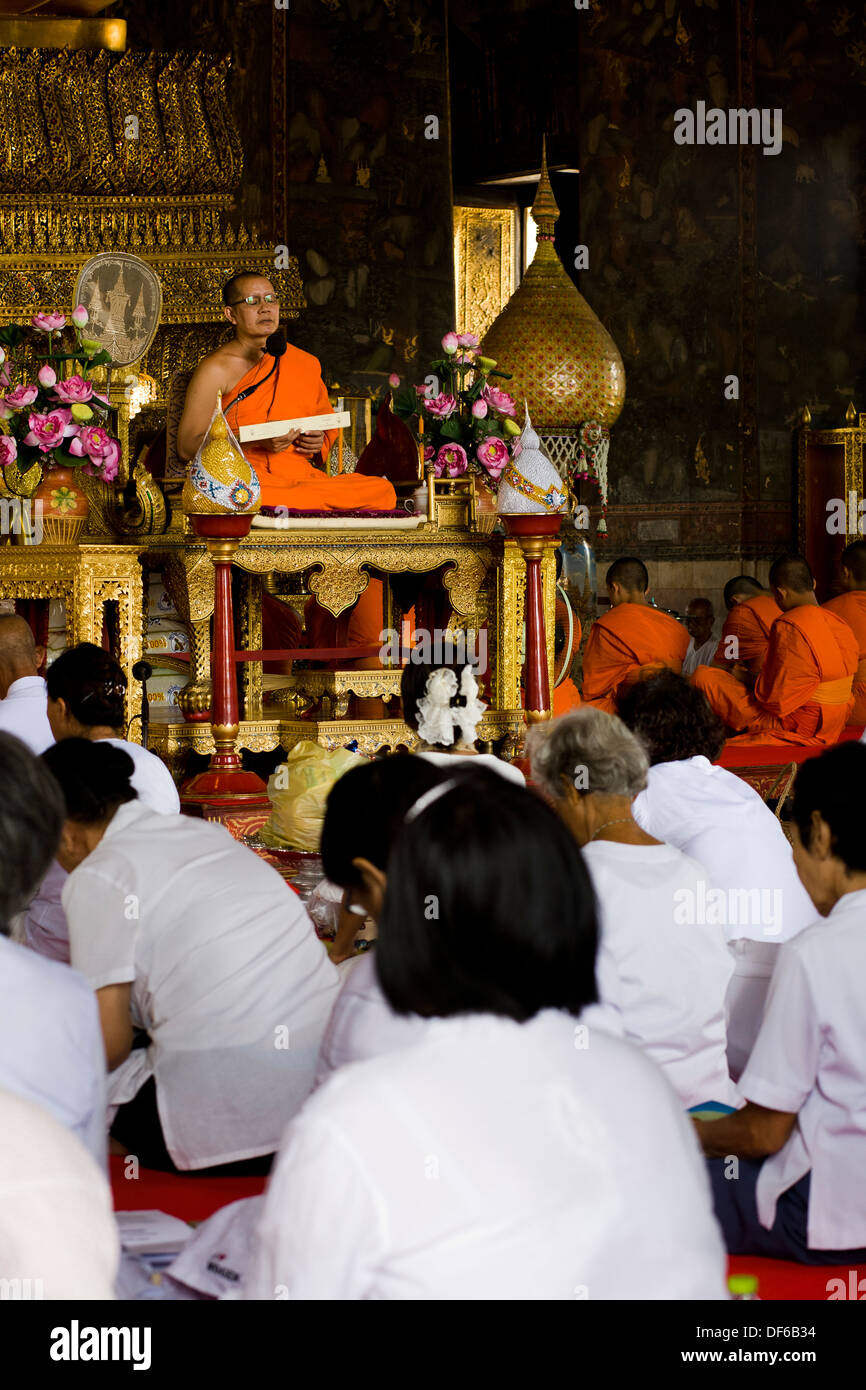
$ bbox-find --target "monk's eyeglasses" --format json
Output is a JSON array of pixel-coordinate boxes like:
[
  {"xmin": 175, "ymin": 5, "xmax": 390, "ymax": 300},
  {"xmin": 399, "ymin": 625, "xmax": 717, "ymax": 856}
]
[{"xmin": 229, "ymin": 294, "xmax": 279, "ymax": 306}]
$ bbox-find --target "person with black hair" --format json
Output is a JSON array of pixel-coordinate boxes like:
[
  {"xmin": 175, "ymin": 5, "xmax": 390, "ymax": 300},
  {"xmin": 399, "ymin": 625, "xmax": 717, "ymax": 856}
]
[
  {"xmin": 619, "ymin": 671, "xmax": 815, "ymax": 1077},
  {"xmin": 17, "ymin": 641, "xmax": 182, "ymax": 967},
  {"xmin": 400, "ymin": 651, "xmax": 525, "ymax": 782},
  {"xmin": 246, "ymin": 770, "xmax": 728, "ymax": 1300},
  {"xmin": 0, "ymin": 732, "xmax": 106, "ymax": 1167},
  {"xmin": 581, "ymin": 556, "xmax": 689, "ymax": 714},
  {"xmin": 695, "ymin": 743, "xmax": 866, "ymax": 1264},
  {"xmin": 42, "ymin": 739, "xmax": 339, "ymax": 1175},
  {"xmin": 314, "ymin": 755, "xmax": 446, "ymax": 1080},
  {"xmin": 46, "ymin": 642, "xmax": 179, "ymax": 815},
  {"xmin": 693, "ymin": 554, "xmax": 858, "ymax": 745}
]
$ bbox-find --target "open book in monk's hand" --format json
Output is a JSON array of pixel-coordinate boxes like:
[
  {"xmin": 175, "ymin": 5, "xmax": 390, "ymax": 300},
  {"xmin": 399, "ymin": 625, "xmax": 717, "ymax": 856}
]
[{"xmin": 237, "ymin": 411, "xmax": 351, "ymax": 443}]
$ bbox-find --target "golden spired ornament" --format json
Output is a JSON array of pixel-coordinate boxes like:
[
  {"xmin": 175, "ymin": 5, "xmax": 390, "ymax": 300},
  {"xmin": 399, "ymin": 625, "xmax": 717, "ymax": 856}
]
[
  {"xmin": 481, "ymin": 139, "xmax": 626, "ymax": 438},
  {"xmin": 182, "ymin": 392, "xmax": 261, "ymax": 516}
]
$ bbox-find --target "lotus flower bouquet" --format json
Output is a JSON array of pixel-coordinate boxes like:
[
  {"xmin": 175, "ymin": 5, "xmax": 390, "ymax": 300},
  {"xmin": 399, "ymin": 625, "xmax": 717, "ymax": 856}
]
[
  {"xmin": 387, "ymin": 331, "xmax": 519, "ymax": 488},
  {"xmin": 0, "ymin": 306, "xmax": 120, "ymax": 494}
]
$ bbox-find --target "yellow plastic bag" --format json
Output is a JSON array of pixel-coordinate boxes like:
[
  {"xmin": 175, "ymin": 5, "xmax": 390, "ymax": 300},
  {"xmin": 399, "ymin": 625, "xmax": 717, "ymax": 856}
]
[{"xmin": 259, "ymin": 740, "xmax": 368, "ymax": 852}]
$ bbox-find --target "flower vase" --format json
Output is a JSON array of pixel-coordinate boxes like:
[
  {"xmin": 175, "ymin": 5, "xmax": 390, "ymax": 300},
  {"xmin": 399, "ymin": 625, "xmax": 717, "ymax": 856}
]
[
  {"xmin": 472, "ymin": 473, "xmax": 499, "ymax": 534},
  {"xmin": 29, "ymin": 467, "xmax": 89, "ymax": 545}
]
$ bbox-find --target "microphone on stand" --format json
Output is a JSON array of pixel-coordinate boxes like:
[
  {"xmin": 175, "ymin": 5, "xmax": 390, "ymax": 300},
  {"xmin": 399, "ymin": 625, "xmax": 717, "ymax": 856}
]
[{"xmin": 132, "ymin": 660, "xmax": 152, "ymax": 750}]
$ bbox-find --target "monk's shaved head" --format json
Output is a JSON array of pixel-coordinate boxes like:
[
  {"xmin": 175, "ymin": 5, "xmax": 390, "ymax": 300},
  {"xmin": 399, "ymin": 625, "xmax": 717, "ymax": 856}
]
[
  {"xmin": 606, "ymin": 557, "xmax": 649, "ymax": 595},
  {"xmin": 841, "ymin": 540, "xmax": 866, "ymax": 586},
  {"xmin": 0, "ymin": 615, "xmax": 37, "ymax": 662},
  {"xmin": 723, "ymin": 575, "xmax": 763, "ymax": 610},
  {"xmin": 769, "ymin": 553, "xmax": 814, "ymax": 594}
]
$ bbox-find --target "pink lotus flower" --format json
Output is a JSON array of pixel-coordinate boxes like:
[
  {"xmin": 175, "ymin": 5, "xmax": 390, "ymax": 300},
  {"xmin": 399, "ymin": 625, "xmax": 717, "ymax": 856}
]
[
  {"xmin": 24, "ymin": 409, "xmax": 75, "ymax": 452},
  {"xmin": 38, "ymin": 364, "xmax": 57, "ymax": 389},
  {"xmin": 52, "ymin": 374, "xmax": 94, "ymax": 405},
  {"xmin": 481, "ymin": 384, "xmax": 516, "ymax": 417},
  {"xmin": 388, "ymin": 373, "xmax": 401, "ymax": 389},
  {"xmin": 471, "ymin": 398, "xmax": 488, "ymax": 418},
  {"xmin": 0, "ymin": 364, "xmax": 10, "ymax": 390},
  {"xmin": 434, "ymin": 443, "xmax": 468, "ymax": 478},
  {"xmin": 30, "ymin": 312, "xmax": 66, "ymax": 333},
  {"xmin": 424, "ymin": 446, "xmax": 435, "ymax": 462},
  {"xmin": 454, "ymin": 351, "xmax": 476, "ymax": 364},
  {"xmin": 415, "ymin": 383, "xmax": 432, "ymax": 398},
  {"xmin": 0, "ymin": 435, "xmax": 17, "ymax": 467},
  {"xmin": 441, "ymin": 332, "xmax": 458, "ymax": 355},
  {"xmin": 2, "ymin": 383, "xmax": 38, "ymax": 412},
  {"xmin": 457, "ymin": 333, "xmax": 479, "ymax": 348},
  {"xmin": 71, "ymin": 305, "xmax": 89, "ymax": 328},
  {"xmin": 424, "ymin": 392, "xmax": 457, "ymax": 419},
  {"xmin": 476, "ymin": 436, "xmax": 510, "ymax": 479},
  {"xmin": 69, "ymin": 424, "xmax": 120, "ymax": 481}
]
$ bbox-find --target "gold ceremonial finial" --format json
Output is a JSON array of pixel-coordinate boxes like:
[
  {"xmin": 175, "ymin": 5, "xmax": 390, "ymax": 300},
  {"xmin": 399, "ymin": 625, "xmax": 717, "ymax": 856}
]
[
  {"xmin": 801, "ymin": 404, "xmax": 811, "ymax": 425},
  {"xmin": 531, "ymin": 136, "xmax": 560, "ymax": 237},
  {"xmin": 846, "ymin": 400, "xmax": 857, "ymax": 423}
]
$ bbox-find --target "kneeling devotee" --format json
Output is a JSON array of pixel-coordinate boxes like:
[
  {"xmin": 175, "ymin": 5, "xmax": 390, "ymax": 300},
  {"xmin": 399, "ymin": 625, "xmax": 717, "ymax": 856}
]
[
  {"xmin": 0, "ymin": 732, "xmax": 105, "ymax": 1167},
  {"xmin": 177, "ymin": 272, "xmax": 396, "ymax": 668},
  {"xmin": 695, "ymin": 744, "xmax": 866, "ymax": 1265},
  {"xmin": 42, "ymin": 739, "xmax": 339, "ymax": 1174},
  {"xmin": 704, "ymin": 574, "xmax": 780, "ymax": 681},
  {"xmin": 246, "ymin": 770, "xmax": 727, "ymax": 1299},
  {"xmin": 693, "ymin": 554, "xmax": 858, "ymax": 745},
  {"xmin": 581, "ymin": 557, "xmax": 689, "ymax": 714},
  {"xmin": 822, "ymin": 539, "xmax": 866, "ymax": 723},
  {"xmin": 0, "ymin": 615, "xmax": 53, "ymax": 753},
  {"xmin": 528, "ymin": 707, "xmax": 738, "ymax": 1109}
]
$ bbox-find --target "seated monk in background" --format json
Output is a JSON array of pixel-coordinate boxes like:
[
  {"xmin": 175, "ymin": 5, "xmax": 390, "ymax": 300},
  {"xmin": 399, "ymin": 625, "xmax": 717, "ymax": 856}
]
[
  {"xmin": 178, "ymin": 273, "xmax": 396, "ymax": 693},
  {"xmin": 581, "ymin": 557, "xmax": 689, "ymax": 714},
  {"xmin": 707, "ymin": 575, "xmax": 780, "ymax": 680},
  {"xmin": 822, "ymin": 540, "xmax": 866, "ymax": 723},
  {"xmin": 693, "ymin": 555, "xmax": 858, "ymax": 746}
]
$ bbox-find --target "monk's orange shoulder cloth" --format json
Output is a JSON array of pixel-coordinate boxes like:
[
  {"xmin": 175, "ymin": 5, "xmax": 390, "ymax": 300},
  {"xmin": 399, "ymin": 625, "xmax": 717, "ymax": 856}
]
[
  {"xmin": 582, "ymin": 603, "xmax": 688, "ymax": 713},
  {"xmin": 823, "ymin": 592, "xmax": 866, "ymax": 721},
  {"xmin": 224, "ymin": 346, "xmax": 395, "ymax": 512},
  {"xmin": 712, "ymin": 593, "xmax": 780, "ymax": 673}
]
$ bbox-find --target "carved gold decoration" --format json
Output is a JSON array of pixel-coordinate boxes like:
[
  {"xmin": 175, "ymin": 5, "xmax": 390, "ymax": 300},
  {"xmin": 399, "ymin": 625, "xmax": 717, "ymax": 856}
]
[
  {"xmin": 0, "ymin": 542, "xmax": 144, "ymax": 734},
  {"xmin": 0, "ymin": 18, "xmax": 126, "ymax": 51},
  {"xmin": 453, "ymin": 205, "xmax": 518, "ymax": 343}
]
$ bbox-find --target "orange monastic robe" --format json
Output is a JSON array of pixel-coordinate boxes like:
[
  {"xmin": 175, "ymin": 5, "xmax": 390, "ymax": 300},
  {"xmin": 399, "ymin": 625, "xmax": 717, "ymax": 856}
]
[
  {"xmin": 694, "ymin": 605, "xmax": 858, "ymax": 746},
  {"xmin": 581, "ymin": 603, "xmax": 689, "ymax": 714},
  {"xmin": 822, "ymin": 591, "xmax": 866, "ymax": 723},
  {"xmin": 711, "ymin": 593, "xmax": 781, "ymax": 675},
  {"xmin": 223, "ymin": 346, "xmax": 397, "ymax": 512}
]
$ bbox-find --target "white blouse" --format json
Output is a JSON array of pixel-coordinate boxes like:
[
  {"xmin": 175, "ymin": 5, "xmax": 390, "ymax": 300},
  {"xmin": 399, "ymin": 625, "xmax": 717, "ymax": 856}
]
[
  {"xmin": 582, "ymin": 839, "xmax": 739, "ymax": 1109},
  {"xmin": 247, "ymin": 1010, "xmax": 728, "ymax": 1300},
  {"xmin": 64, "ymin": 801, "xmax": 339, "ymax": 1170},
  {"xmin": 740, "ymin": 888, "xmax": 866, "ymax": 1251}
]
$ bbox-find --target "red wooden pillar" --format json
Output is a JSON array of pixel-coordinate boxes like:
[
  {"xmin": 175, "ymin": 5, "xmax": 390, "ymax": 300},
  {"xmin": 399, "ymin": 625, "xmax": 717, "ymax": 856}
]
[
  {"xmin": 181, "ymin": 514, "xmax": 269, "ymax": 816},
  {"xmin": 502, "ymin": 513, "xmax": 563, "ymax": 723}
]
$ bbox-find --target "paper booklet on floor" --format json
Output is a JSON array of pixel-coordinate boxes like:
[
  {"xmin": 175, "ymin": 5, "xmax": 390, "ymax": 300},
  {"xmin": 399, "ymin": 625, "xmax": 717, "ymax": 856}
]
[
  {"xmin": 115, "ymin": 1209, "xmax": 193, "ymax": 1256},
  {"xmin": 238, "ymin": 411, "xmax": 351, "ymax": 443}
]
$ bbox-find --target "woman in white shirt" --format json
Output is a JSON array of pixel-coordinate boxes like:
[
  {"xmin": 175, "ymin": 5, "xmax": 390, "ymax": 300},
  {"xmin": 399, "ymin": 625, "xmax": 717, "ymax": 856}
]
[
  {"xmin": 400, "ymin": 653, "xmax": 525, "ymax": 785},
  {"xmin": 695, "ymin": 743, "xmax": 866, "ymax": 1263},
  {"xmin": 246, "ymin": 770, "xmax": 727, "ymax": 1300},
  {"xmin": 315, "ymin": 754, "xmax": 446, "ymax": 1079},
  {"xmin": 42, "ymin": 738, "xmax": 339, "ymax": 1175},
  {"xmin": 0, "ymin": 732, "xmax": 105, "ymax": 1167},
  {"xmin": 529, "ymin": 707, "xmax": 739, "ymax": 1109},
  {"xmin": 618, "ymin": 670, "xmax": 815, "ymax": 1076},
  {"xmin": 19, "ymin": 641, "xmax": 180, "ymax": 965}
]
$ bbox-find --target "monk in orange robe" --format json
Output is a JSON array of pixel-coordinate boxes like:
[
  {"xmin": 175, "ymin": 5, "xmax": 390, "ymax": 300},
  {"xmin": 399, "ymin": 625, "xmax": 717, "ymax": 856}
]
[
  {"xmin": 707, "ymin": 575, "xmax": 781, "ymax": 678},
  {"xmin": 693, "ymin": 555, "xmax": 858, "ymax": 745},
  {"xmin": 821, "ymin": 539, "xmax": 866, "ymax": 723},
  {"xmin": 177, "ymin": 272, "xmax": 395, "ymax": 685},
  {"xmin": 581, "ymin": 557, "xmax": 689, "ymax": 714}
]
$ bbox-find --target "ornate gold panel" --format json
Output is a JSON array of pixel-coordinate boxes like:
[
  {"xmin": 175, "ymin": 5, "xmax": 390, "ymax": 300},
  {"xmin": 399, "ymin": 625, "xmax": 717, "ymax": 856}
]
[{"xmin": 453, "ymin": 205, "xmax": 518, "ymax": 341}]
